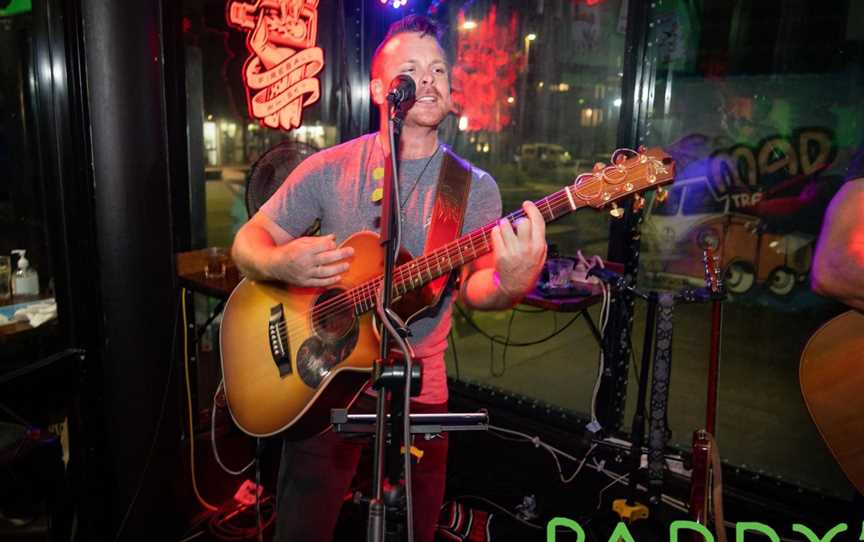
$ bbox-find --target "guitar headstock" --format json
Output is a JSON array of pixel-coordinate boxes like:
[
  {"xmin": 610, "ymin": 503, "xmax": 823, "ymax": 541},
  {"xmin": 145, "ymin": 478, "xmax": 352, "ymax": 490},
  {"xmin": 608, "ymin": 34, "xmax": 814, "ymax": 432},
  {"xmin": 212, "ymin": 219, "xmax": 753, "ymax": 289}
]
[
  {"xmin": 570, "ymin": 146, "xmax": 675, "ymax": 217},
  {"xmin": 702, "ymin": 247, "xmax": 722, "ymax": 294}
]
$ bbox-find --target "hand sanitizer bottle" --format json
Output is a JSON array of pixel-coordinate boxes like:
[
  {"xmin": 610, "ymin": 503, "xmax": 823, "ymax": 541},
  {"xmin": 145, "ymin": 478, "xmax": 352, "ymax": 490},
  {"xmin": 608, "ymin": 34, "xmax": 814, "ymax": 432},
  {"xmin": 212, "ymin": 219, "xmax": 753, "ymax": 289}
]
[{"xmin": 11, "ymin": 249, "xmax": 39, "ymax": 296}]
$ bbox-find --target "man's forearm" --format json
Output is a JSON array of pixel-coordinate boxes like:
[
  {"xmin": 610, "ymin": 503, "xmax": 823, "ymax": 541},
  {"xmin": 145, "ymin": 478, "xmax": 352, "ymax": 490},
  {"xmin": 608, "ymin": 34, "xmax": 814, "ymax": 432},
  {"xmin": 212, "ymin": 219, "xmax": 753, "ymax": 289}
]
[
  {"xmin": 460, "ymin": 267, "xmax": 521, "ymax": 311},
  {"xmin": 812, "ymin": 257, "xmax": 864, "ymax": 311},
  {"xmin": 231, "ymin": 225, "xmax": 278, "ymax": 281}
]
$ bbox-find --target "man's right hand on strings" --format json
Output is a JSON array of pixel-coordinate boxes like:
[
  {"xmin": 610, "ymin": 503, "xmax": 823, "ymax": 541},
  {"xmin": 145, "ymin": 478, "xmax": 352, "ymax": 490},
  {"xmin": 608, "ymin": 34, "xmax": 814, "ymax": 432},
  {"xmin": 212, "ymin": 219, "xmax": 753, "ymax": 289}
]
[
  {"xmin": 232, "ymin": 212, "xmax": 353, "ymax": 287},
  {"xmin": 266, "ymin": 234, "xmax": 353, "ymax": 287}
]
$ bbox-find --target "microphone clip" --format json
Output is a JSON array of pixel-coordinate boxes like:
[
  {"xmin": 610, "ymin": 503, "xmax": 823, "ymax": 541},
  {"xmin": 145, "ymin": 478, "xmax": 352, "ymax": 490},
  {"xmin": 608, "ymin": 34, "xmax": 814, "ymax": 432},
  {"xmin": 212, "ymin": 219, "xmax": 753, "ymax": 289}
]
[{"xmin": 387, "ymin": 74, "xmax": 416, "ymax": 120}]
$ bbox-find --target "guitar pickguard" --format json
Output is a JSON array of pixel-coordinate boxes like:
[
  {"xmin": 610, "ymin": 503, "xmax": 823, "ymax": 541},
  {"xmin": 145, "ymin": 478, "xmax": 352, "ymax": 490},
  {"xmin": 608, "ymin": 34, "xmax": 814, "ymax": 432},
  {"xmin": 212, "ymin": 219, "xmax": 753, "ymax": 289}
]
[{"xmin": 296, "ymin": 288, "xmax": 360, "ymax": 389}]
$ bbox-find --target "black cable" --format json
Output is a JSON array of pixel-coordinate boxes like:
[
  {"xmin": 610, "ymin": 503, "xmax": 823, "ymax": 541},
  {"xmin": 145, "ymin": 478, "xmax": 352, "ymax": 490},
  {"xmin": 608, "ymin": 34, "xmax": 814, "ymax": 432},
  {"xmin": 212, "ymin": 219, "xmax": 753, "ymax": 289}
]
[
  {"xmin": 489, "ymin": 309, "xmax": 518, "ymax": 377},
  {"xmin": 454, "ymin": 302, "xmax": 583, "ymax": 347},
  {"xmin": 629, "ymin": 335, "xmax": 641, "ymax": 382},
  {"xmin": 113, "ymin": 292, "xmax": 181, "ymax": 542},
  {"xmin": 452, "ymin": 495, "xmax": 543, "ymax": 530},
  {"xmin": 512, "ymin": 305, "xmax": 546, "ymax": 313},
  {"xmin": 448, "ymin": 329, "xmax": 461, "ymax": 380},
  {"xmin": 501, "ymin": 308, "xmax": 517, "ymax": 367},
  {"xmin": 193, "ymin": 298, "xmax": 226, "ymax": 345},
  {"xmin": 489, "ymin": 332, "xmax": 506, "ymax": 377},
  {"xmin": 207, "ymin": 498, "xmax": 276, "ymax": 541},
  {"xmin": 0, "ymin": 402, "xmax": 31, "ymax": 426}
]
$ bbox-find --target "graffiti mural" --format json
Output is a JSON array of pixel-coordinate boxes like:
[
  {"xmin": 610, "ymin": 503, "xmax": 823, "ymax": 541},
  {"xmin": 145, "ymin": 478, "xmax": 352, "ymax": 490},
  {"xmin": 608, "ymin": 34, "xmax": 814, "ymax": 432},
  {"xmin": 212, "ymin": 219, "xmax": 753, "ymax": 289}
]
[{"xmin": 641, "ymin": 128, "xmax": 843, "ymax": 302}]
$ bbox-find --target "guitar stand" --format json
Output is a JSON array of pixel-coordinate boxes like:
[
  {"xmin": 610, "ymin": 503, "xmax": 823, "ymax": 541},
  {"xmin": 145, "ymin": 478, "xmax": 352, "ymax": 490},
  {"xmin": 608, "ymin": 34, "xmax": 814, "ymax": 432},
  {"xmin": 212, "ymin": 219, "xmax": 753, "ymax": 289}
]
[{"xmin": 592, "ymin": 270, "xmax": 718, "ymax": 522}]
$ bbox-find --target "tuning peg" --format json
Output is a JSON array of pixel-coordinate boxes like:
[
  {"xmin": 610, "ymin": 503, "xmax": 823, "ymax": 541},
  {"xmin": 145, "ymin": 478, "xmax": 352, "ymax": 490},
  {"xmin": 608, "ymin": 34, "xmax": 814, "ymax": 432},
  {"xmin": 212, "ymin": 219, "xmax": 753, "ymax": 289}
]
[
  {"xmin": 655, "ymin": 187, "xmax": 668, "ymax": 202},
  {"xmin": 609, "ymin": 203, "xmax": 625, "ymax": 218},
  {"xmin": 632, "ymin": 194, "xmax": 645, "ymax": 211}
]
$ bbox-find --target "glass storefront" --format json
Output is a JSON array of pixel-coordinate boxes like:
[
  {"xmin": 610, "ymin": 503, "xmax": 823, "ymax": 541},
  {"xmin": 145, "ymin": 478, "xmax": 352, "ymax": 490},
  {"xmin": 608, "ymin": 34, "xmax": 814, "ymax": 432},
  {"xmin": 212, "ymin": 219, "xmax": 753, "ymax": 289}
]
[
  {"xmin": 185, "ymin": 0, "xmax": 862, "ymax": 500},
  {"xmin": 184, "ymin": 0, "xmax": 344, "ymax": 246},
  {"xmin": 634, "ymin": 0, "xmax": 863, "ymax": 497},
  {"xmin": 0, "ymin": 0, "xmax": 64, "ymax": 354}
]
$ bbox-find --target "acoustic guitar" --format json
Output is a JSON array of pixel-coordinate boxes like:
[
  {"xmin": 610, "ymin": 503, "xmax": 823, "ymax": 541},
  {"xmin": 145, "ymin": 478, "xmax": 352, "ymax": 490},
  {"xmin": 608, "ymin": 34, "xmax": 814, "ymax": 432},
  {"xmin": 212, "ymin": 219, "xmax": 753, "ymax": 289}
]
[
  {"xmin": 800, "ymin": 309, "xmax": 864, "ymax": 494},
  {"xmin": 220, "ymin": 147, "xmax": 675, "ymax": 438}
]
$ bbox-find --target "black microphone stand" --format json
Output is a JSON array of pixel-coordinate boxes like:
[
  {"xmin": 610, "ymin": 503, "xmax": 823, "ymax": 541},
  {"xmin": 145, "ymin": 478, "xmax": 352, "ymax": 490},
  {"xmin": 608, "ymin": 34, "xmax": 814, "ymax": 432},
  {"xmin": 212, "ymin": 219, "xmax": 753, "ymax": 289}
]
[{"xmin": 367, "ymin": 90, "xmax": 417, "ymax": 542}]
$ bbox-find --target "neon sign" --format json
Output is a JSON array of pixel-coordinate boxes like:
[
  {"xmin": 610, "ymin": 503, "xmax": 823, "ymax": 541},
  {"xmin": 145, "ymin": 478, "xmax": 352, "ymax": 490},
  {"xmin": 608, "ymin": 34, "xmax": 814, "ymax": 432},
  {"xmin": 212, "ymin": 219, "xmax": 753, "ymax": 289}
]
[
  {"xmin": 451, "ymin": 7, "xmax": 520, "ymax": 133},
  {"xmin": 227, "ymin": 0, "xmax": 324, "ymax": 131}
]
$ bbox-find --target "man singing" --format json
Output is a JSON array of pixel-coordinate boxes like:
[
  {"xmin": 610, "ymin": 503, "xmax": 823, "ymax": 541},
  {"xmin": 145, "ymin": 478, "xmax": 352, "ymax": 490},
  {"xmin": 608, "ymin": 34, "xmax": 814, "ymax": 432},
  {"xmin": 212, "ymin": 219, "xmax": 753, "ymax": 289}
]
[{"xmin": 232, "ymin": 15, "xmax": 547, "ymax": 542}]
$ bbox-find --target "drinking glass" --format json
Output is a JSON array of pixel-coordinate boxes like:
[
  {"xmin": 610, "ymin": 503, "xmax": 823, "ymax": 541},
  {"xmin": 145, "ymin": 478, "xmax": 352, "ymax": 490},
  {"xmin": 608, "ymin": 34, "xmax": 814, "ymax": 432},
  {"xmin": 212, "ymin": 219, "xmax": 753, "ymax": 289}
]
[
  {"xmin": 205, "ymin": 247, "xmax": 227, "ymax": 280},
  {"xmin": 546, "ymin": 258, "xmax": 575, "ymax": 288}
]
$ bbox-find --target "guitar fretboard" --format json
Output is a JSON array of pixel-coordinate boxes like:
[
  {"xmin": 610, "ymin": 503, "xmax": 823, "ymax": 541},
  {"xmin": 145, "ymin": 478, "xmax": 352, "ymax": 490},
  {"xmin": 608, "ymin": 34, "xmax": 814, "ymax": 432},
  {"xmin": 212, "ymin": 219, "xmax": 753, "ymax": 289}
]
[
  {"xmin": 347, "ymin": 185, "xmax": 582, "ymax": 315},
  {"xmin": 304, "ymin": 148, "xmax": 672, "ymax": 320}
]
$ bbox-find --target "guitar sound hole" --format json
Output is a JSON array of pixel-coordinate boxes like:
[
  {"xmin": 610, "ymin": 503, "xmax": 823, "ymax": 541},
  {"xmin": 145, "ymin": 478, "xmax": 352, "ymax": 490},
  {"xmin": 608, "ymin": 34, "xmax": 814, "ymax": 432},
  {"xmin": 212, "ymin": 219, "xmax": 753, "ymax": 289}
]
[{"xmin": 311, "ymin": 288, "xmax": 356, "ymax": 340}]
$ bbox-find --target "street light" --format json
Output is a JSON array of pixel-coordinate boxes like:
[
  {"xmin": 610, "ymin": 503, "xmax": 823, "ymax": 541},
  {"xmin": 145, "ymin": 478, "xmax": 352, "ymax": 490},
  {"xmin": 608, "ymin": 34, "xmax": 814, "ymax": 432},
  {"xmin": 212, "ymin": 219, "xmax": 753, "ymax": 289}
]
[{"xmin": 518, "ymin": 32, "xmax": 538, "ymax": 142}]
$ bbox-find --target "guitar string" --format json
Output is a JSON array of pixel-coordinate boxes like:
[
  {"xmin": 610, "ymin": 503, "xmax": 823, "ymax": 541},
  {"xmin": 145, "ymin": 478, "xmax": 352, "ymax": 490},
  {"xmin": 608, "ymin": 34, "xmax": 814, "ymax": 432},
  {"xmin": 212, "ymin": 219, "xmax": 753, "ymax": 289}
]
[
  {"xmin": 323, "ymin": 156, "xmax": 661, "ymax": 314},
  {"xmin": 321, "ymin": 150, "xmax": 659, "ymax": 318},
  {"xmin": 278, "ymin": 160, "xmax": 666, "ymax": 334},
  {"xmin": 286, "ymin": 159, "xmax": 664, "ymax": 332},
  {"xmin": 280, "ymin": 196, "xmax": 663, "ymax": 339},
  {"xmin": 278, "ymin": 196, "xmax": 569, "ymax": 336},
  {"xmin": 278, "ymin": 160, "xmax": 665, "ymax": 335}
]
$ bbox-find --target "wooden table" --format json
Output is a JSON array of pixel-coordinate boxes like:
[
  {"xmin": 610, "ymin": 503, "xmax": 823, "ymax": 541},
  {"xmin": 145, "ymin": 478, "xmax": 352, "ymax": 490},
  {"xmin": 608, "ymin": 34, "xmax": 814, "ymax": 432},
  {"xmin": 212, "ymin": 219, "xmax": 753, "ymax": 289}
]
[
  {"xmin": 521, "ymin": 261, "xmax": 625, "ymax": 348},
  {"xmin": 176, "ymin": 248, "xmax": 241, "ymax": 299},
  {"xmin": 175, "ymin": 248, "xmax": 243, "ymax": 424}
]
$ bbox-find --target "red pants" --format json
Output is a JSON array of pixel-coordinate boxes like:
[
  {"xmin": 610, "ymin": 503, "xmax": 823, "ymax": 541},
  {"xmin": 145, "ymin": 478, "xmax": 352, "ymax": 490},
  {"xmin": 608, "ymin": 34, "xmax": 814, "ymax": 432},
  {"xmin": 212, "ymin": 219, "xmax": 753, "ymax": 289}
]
[{"xmin": 274, "ymin": 395, "xmax": 449, "ymax": 542}]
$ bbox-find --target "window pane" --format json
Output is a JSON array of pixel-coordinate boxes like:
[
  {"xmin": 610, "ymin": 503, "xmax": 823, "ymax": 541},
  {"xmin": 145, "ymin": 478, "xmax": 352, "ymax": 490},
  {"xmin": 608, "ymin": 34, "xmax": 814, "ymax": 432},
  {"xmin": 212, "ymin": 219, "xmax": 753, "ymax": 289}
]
[
  {"xmin": 184, "ymin": 0, "xmax": 342, "ymax": 247},
  {"xmin": 0, "ymin": 7, "xmax": 62, "ymax": 351},
  {"xmin": 637, "ymin": 0, "xmax": 863, "ymax": 497},
  {"xmin": 444, "ymin": 0, "xmax": 628, "ymax": 418}
]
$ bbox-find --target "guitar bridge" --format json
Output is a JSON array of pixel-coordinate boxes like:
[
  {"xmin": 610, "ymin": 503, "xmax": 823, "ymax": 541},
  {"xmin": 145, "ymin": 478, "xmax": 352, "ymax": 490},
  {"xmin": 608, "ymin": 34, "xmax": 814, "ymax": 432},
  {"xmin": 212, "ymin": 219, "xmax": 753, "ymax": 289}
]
[{"xmin": 269, "ymin": 304, "xmax": 292, "ymax": 377}]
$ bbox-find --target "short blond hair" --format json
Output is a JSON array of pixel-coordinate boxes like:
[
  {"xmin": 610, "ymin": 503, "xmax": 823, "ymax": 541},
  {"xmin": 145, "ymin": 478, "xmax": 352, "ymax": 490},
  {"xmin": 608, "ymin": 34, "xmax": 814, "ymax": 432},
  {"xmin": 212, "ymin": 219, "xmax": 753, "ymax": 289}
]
[{"xmin": 371, "ymin": 15, "xmax": 446, "ymax": 79}]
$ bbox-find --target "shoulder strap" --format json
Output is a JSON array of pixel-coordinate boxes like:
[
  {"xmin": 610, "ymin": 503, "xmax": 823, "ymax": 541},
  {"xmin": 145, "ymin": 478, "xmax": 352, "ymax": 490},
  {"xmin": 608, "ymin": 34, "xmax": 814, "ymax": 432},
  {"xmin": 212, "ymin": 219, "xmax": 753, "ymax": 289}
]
[{"xmin": 423, "ymin": 146, "xmax": 472, "ymax": 303}]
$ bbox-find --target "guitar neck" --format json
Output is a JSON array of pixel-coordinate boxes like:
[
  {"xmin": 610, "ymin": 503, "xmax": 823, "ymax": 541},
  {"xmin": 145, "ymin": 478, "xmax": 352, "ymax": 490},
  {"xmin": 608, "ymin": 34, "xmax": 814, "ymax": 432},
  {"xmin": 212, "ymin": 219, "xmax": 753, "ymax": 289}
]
[
  {"xmin": 344, "ymin": 146, "xmax": 674, "ymax": 315},
  {"xmin": 348, "ymin": 186, "xmax": 583, "ymax": 315}
]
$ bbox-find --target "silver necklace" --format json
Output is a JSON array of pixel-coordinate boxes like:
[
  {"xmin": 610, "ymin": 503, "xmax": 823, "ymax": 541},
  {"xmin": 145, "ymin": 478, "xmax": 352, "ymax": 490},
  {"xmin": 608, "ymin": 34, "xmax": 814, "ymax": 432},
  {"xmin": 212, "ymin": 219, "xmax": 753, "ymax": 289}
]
[{"xmin": 399, "ymin": 145, "xmax": 440, "ymax": 208}]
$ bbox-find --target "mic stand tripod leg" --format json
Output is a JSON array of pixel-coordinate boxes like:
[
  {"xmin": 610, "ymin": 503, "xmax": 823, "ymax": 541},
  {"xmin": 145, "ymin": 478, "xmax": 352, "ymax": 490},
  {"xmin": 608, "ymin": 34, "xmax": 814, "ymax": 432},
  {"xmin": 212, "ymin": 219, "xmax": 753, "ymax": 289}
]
[
  {"xmin": 613, "ymin": 292, "xmax": 656, "ymax": 523},
  {"xmin": 368, "ymin": 106, "xmax": 417, "ymax": 542}
]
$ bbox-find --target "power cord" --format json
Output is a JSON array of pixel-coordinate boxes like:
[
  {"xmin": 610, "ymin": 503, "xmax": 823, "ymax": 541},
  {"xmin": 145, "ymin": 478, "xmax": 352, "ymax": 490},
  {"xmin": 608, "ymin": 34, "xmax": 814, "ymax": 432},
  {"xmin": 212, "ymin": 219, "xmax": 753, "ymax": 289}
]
[
  {"xmin": 455, "ymin": 302, "xmax": 584, "ymax": 378},
  {"xmin": 451, "ymin": 495, "xmax": 543, "ymax": 530},
  {"xmin": 485, "ymin": 424, "xmax": 689, "ymax": 517},
  {"xmin": 448, "ymin": 329, "xmax": 461, "ymax": 380},
  {"xmin": 576, "ymin": 250, "xmax": 612, "ymax": 433},
  {"xmin": 181, "ymin": 288, "xmax": 219, "ymax": 512},
  {"xmin": 205, "ymin": 496, "xmax": 276, "ymax": 541},
  {"xmin": 210, "ymin": 380, "xmax": 254, "ymax": 476},
  {"xmin": 454, "ymin": 303, "xmax": 581, "ymax": 348},
  {"xmin": 179, "ymin": 289, "xmax": 274, "ymax": 542},
  {"xmin": 488, "ymin": 424, "xmax": 598, "ymax": 484},
  {"xmin": 489, "ymin": 308, "xmax": 518, "ymax": 377}
]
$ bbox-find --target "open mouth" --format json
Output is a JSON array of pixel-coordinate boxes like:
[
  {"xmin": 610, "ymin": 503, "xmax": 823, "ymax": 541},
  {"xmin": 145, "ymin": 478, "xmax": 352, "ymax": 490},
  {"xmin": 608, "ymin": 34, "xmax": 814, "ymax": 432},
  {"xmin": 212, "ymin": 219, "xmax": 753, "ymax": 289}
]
[{"xmin": 416, "ymin": 95, "xmax": 438, "ymax": 104}]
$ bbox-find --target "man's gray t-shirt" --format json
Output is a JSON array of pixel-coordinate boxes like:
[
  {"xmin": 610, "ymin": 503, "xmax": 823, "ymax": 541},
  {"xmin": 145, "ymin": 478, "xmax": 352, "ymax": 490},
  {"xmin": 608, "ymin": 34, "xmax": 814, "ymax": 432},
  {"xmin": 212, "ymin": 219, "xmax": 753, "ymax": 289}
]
[{"xmin": 260, "ymin": 133, "xmax": 502, "ymax": 403}]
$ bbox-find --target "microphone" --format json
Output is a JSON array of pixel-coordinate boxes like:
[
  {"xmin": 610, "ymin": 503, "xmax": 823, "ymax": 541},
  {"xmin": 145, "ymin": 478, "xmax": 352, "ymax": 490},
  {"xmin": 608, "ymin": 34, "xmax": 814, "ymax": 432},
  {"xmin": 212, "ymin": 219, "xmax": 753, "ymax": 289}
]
[{"xmin": 387, "ymin": 74, "xmax": 416, "ymax": 108}]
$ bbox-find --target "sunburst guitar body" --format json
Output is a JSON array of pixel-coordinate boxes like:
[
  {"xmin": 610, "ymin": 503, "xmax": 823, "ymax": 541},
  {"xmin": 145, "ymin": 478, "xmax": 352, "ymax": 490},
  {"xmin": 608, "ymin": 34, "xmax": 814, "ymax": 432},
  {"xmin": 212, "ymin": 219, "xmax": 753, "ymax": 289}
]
[{"xmin": 220, "ymin": 147, "xmax": 675, "ymax": 439}]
